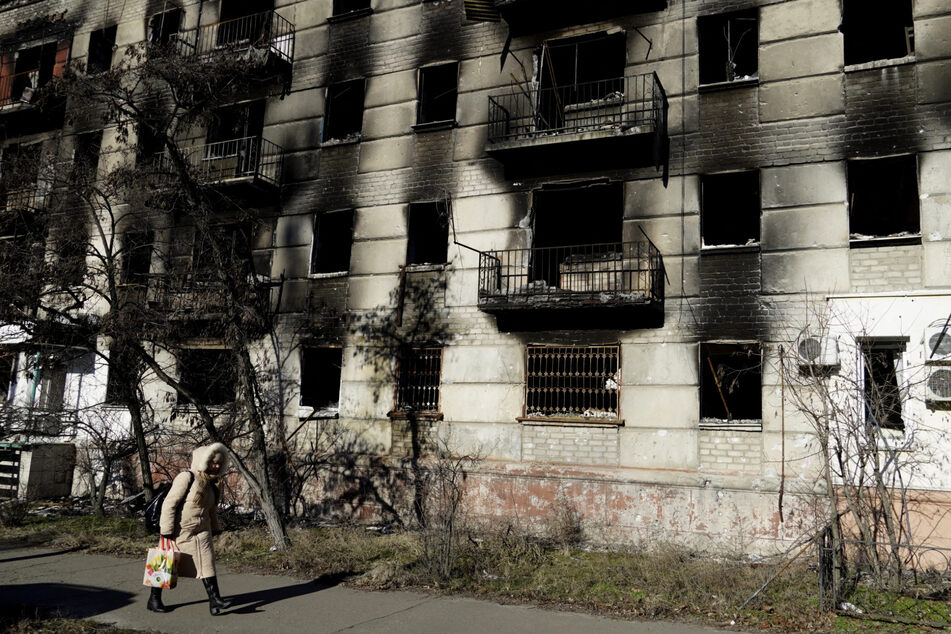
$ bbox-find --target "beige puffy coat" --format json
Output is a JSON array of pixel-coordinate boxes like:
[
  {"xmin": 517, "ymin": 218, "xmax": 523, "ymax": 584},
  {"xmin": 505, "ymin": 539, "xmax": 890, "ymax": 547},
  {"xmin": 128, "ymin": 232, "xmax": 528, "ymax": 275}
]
[{"xmin": 159, "ymin": 443, "xmax": 228, "ymax": 579}]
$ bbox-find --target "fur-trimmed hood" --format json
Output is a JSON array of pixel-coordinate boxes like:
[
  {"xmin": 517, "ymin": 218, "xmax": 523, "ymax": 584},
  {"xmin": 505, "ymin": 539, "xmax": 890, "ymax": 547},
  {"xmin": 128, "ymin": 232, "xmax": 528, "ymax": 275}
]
[{"xmin": 189, "ymin": 442, "xmax": 230, "ymax": 474}]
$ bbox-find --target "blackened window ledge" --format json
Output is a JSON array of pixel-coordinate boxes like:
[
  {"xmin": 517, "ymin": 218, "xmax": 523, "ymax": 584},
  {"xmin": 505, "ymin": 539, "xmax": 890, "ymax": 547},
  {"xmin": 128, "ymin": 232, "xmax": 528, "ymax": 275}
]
[
  {"xmin": 700, "ymin": 243, "xmax": 760, "ymax": 255},
  {"xmin": 698, "ymin": 76, "xmax": 759, "ymax": 94},
  {"xmin": 403, "ymin": 262, "xmax": 447, "ymax": 273},
  {"xmin": 327, "ymin": 7, "xmax": 373, "ymax": 24},
  {"xmin": 309, "ymin": 270, "xmax": 349, "ymax": 279},
  {"xmin": 321, "ymin": 135, "xmax": 361, "ymax": 148},
  {"xmin": 518, "ymin": 416, "xmax": 624, "ymax": 428},
  {"xmin": 298, "ymin": 407, "xmax": 340, "ymax": 420},
  {"xmin": 388, "ymin": 410, "xmax": 443, "ymax": 421},
  {"xmin": 844, "ymin": 55, "xmax": 916, "ymax": 73},
  {"xmin": 412, "ymin": 120, "xmax": 456, "ymax": 133},
  {"xmin": 698, "ymin": 418, "xmax": 762, "ymax": 432},
  {"xmin": 849, "ymin": 234, "xmax": 921, "ymax": 249}
]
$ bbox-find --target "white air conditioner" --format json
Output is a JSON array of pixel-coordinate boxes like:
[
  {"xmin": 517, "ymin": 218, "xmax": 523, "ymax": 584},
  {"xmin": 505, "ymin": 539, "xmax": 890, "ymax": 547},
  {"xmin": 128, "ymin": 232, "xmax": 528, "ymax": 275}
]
[
  {"xmin": 925, "ymin": 366, "xmax": 951, "ymax": 404},
  {"xmin": 795, "ymin": 332, "xmax": 839, "ymax": 371},
  {"xmin": 924, "ymin": 324, "xmax": 951, "ymax": 364}
]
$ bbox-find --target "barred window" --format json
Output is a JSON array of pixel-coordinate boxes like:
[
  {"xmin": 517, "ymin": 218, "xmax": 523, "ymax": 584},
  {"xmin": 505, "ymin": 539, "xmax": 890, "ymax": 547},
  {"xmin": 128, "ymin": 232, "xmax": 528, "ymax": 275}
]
[
  {"xmin": 395, "ymin": 346, "xmax": 442, "ymax": 412},
  {"xmin": 525, "ymin": 345, "xmax": 620, "ymax": 420}
]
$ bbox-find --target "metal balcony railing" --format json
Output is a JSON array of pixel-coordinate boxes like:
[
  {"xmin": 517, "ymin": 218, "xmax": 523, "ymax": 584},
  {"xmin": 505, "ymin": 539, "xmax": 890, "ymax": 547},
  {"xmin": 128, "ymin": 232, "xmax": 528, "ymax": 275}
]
[
  {"xmin": 478, "ymin": 240, "xmax": 664, "ymax": 308},
  {"xmin": 189, "ymin": 10, "xmax": 295, "ymax": 65},
  {"xmin": 181, "ymin": 136, "xmax": 284, "ymax": 187},
  {"xmin": 488, "ymin": 72, "xmax": 665, "ymax": 144},
  {"xmin": 0, "ymin": 69, "xmax": 42, "ymax": 108}
]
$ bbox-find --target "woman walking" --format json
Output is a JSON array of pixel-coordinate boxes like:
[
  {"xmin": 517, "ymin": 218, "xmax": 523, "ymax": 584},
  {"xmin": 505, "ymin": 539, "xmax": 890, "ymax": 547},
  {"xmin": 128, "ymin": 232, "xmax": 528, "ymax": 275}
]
[{"xmin": 147, "ymin": 442, "xmax": 233, "ymax": 615}]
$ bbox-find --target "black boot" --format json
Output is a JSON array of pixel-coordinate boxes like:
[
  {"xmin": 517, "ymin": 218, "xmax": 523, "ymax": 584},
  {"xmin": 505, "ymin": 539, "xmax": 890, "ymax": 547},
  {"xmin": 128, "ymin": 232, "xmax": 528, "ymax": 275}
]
[
  {"xmin": 202, "ymin": 576, "xmax": 232, "ymax": 615},
  {"xmin": 147, "ymin": 587, "xmax": 169, "ymax": 613}
]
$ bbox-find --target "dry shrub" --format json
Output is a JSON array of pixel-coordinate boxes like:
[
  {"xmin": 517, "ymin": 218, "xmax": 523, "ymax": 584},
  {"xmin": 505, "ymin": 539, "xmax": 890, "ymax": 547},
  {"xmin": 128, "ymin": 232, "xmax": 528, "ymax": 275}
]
[{"xmin": 0, "ymin": 500, "xmax": 28, "ymax": 528}]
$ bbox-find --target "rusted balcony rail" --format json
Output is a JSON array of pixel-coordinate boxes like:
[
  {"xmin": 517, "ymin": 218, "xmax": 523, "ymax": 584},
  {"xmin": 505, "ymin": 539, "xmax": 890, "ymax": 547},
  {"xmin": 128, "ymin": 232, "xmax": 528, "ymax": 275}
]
[
  {"xmin": 0, "ymin": 69, "xmax": 42, "ymax": 108},
  {"xmin": 478, "ymin": 240, "xmax": 664, "ymax": 308},
  {"xmin": 181, "ymin": 136, "xmax": 284, "ymax": 187},
  {"xmin": 488, "ymin": 72, "xmax": 664, "ymax": 144},
  {"xmin": 191, "ymin": 11, "xmax": 295, "ymax": 65}
]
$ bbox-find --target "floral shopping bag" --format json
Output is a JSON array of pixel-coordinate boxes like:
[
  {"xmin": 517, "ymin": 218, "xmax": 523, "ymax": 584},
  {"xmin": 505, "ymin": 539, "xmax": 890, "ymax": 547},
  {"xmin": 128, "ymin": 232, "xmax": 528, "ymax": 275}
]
[{"xmin": 143, "ymin": 537, "xmax": 180, "ymax": 589}]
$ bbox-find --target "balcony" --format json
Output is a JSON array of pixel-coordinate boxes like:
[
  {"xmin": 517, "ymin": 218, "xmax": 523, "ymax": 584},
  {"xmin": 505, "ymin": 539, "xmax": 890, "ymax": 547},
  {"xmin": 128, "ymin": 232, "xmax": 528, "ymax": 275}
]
[
  {"xmin": 178, "ymin": 136, "xmax": 283, "ymax": 197},
  {"xmin": 494, "ymin": 0, "xmax": 668, "ymax": 35},
  {"xmin": 177, "ymin": 11, "xmax": 294, "ymax": 78},
  {"xmin": 477, "ymin": 240, "xmax": 664, "ymax": 330},
  {"xmin": 0, "ymin": 188, "xmax": 45, "ymax": 239},
  {"xmin": 148, "ymin": 276, "xmax": 268, "ymax": 319},
  {"xmin": 487, "ymin": 73, "xmax": 667, "ymax": 177}
]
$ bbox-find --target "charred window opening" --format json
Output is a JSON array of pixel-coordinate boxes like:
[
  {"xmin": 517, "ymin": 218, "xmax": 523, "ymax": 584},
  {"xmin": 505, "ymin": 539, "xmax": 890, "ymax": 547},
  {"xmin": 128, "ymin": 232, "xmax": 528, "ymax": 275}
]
[
  {"xmin": 135, "ymin": 123, "xmax": 165, "ymax": 166},
  {"xmin": 537, "ymin": 32, "xmax": 626, "ymax": 131},
  {"xmin": 121, "ymin": 230, "xmax": 154, "ymax": 285},
  {"xmin": 88, "ymin": 25, "xmax": 117, "ymax": 74},
  {"xmin": 191, "ymin": 223, "xmax": 252, "ymax": 283},
  {"xmin": 5, "ymin": 41, "xmax": 62, "ymax": 105},
  {"xmin": 300, "ymin": 346, "xmax": 342, "ymax": 410},
  {"xmin": 860, "ymin": 338, "xmax": 906, "ymax": 432},
  {"xmin": 220, "ymin": 0, "xmax": 273, "ymax": 21},
  {"xmin": 0, "ymin": 348, "xmax": 15, "ymax": 403},
  {"xmin": 177, "ymin": 348, "xmax": 235, "ymax": 406},
  {"xmin": 105, "ymin": 343, "xmax": 141, "ymax": 404},
  {"xmin": 207, "ymin": 101, "xmax": 265, "ymax": 145},
  {"xmin": 395, "ymin": 346, "xmax": 442, "ymax": 412},
  {"xmin": 700, "ymin": 342, "xmax": 762, "ymax": 421},
  {"xmin": 701, "ymin": 171, "xmax": 760, "ymax": 248},
  {"xmin": 848, "ymin": 155, "xmax": 919, "ymax": 245},
  {"xmin": 841, "ymin": 0, "xmax": 913, "ymax": 66},
  {"xmin": 417, "ymin": 62, "xmax": 458, "ymax": 125},
  {"xmin": 311, "ymin": 210, "xmax": 354, "ymax": 275},
  {"xmin": 148, "ymin": 9, "xmax": 182, "ymax": 47},
  {"xmin": 333, "ymin": 0, "xmax": 371, "ymax": 16},
  {"xmin": 74, "ymin": 131, "xmax": 103, "ymax": 184},
  {"xmin": 698, "ymin": 9, "xmax": 758, "ymax": 85},
  {"xmin": 406, "ymin": 201, "xmax": 449, "ymax": 266},
  {"xmin": 323, "ymin": 79, "xmax": 365, "ymax": 142},
  {"xmin": 0, "ymin": 143, "xmax": 41, "ymax": 209},
  {"xmin": 531, "ymin": 182, "xmax": 622, "ymax": 288},
  {"xmin": 525, "ymin": 345, "xmax": 620, "ymax": 420}
]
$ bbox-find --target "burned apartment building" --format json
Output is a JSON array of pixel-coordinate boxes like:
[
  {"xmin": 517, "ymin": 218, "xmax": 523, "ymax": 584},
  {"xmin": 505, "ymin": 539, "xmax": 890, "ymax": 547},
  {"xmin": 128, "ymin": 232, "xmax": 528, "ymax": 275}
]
[{"xmin": 0, "ymin": 0, "xmax": 949, "ymax": 553}]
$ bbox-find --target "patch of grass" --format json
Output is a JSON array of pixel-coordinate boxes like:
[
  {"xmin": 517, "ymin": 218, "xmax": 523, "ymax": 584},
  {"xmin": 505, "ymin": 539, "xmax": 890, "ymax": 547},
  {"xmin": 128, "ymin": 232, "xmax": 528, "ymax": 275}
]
[{"xmin": 0, "ymin": 606, "xmax": 145, "ymax": 633}]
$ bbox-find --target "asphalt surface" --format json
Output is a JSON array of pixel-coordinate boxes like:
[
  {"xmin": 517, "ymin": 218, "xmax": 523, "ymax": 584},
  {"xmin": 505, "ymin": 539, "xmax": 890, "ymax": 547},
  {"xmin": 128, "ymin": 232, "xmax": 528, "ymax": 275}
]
[{"xmin": 0, "ymin": 545, "xmax": 735, "ymax": 633}]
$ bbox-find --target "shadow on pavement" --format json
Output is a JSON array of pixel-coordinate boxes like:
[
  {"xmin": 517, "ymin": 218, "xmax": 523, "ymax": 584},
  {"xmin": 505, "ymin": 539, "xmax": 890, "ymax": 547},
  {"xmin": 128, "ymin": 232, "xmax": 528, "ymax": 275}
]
[
  {"xmin": 0, "ymin": 583, "xmax": 136, "ymax": 620},
  {"xmin": 0, "ymin": 546, "xmax": 85, "ymax": 563},
  {"xmin": 172, "ymin": 572, "xmax": 349, "ymax": 615}
]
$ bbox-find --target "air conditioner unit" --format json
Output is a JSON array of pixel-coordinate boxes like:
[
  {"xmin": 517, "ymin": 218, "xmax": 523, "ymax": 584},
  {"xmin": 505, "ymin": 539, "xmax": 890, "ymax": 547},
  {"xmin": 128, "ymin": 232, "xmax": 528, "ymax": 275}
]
[
  {"xmin": 924, "ymin": 324, "xmax": 951, "ymax": 364},
  {"xmin": 925, "ymin": 367, "xmax": 951, "ymax": 404},
  {"xmin": 795, "ymin": 332, "xmax": 839, "ymax": 371}
]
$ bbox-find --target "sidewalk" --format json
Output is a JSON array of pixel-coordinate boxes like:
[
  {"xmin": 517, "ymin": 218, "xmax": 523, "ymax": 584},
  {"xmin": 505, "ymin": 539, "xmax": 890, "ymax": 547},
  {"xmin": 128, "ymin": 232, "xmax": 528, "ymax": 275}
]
[{"xmin": 0, "ymin": 545, "xmax": 734, "ymax": 634}]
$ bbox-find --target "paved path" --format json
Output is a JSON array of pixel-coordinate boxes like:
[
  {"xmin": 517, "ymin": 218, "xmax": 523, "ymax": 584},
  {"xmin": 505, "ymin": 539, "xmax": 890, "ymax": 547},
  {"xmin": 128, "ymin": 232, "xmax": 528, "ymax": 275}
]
[{"xmin": 0, "ymin": 545, "xmax": 735, "ymax": 633}]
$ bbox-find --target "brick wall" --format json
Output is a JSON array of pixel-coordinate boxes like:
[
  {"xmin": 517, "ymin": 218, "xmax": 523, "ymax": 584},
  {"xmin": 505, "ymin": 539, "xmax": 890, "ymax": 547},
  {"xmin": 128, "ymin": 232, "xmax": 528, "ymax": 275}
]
[
  {"xmin": 390, "ymin": 417, "xmax": 439, "ymax": 456},
  {"xmin": 698, "ymin": 429, "xmax": 762, "ymax": 475},
  {"xmin": 522, "ymin": 424, "xmax": 620, "ymax": 467},
  {"xmin": 850, "ymin": 245, "xmax": 923, "ymax": 293}
]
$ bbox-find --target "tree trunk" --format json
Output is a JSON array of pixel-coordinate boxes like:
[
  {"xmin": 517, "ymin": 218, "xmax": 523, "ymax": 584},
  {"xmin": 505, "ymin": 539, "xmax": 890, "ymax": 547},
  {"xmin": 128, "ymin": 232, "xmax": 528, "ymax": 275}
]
[{"xmin": 125, "ymin": 395, "xmax": 155, "ymax": 502}]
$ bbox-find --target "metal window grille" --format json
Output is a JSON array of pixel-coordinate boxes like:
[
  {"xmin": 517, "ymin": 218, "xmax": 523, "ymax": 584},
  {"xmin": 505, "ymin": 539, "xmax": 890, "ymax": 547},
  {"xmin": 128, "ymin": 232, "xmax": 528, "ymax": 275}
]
[
  {"xmin": 396, "ymin": 346, "xmax": 442, "ymax": 412},
  {"xmin": 525, "ymin": 345, "xmax": 620, "ymax": 419}
]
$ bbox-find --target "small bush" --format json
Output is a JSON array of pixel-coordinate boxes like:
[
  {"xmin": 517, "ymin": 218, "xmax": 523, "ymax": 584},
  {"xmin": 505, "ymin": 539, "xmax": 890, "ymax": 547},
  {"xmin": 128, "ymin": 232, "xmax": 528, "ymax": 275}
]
[{"xmin": 0, "ymin": 500, "xmax": 28, "ymax": 528}]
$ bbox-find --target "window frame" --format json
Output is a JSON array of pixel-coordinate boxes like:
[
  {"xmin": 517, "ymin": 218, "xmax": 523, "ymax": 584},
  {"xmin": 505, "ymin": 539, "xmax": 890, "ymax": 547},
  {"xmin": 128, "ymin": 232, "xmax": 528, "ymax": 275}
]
[
  {"xmin": 521, "ymin": 344, "xmax": 622, "ymax": 424},
  {"xmin": 299, "ymin": 345, "xmax": 343, "ymax": 413},
  {"xmin": 697, "ymin": 9, "xmax": 759, "ymax": 87},
  {"xmin": 405, "ymin": 201, "xmax": 449, "ymax": 268},
  {"xmin": 332, "ymin": 0, "xmax": 372, "ymax": 17},
  {"xmin": 176, "ymin": 347, "xmax": 236, "ymax": 408},
  {"xmin": 322, "ymin": 79, "xmax": 366, "ymax": 143},
  {"xmin": 310, "ymin": 209, "xmax": 354, "ymax": 276},
  {"xmin": 858, "ymin": 337, "xmax": 909, "ymax": 435},
  {"xmin": 393, "ymin": 345, "xmax": 443, "ymax": 414},
  {"xmin": 87, "ymin": 25, "xmax": 118, "ymax": 75},
  {"xmin": 841, "ymin": 0, "xmax": 915, "ymax": 68},
  {"xmin": 700, "ymin": 170, "xmax": 761, "ymax": 249},
  {"xmin": 416, "ymin": 62, "xmax": 459, "ymax": 127},
  {"xmin": 847, "ymin": 154, "xmax": 921, "ymax": 247},
  {"xmin": 699, "ymin": 341, "xmax": 763, "ymax": 428}
]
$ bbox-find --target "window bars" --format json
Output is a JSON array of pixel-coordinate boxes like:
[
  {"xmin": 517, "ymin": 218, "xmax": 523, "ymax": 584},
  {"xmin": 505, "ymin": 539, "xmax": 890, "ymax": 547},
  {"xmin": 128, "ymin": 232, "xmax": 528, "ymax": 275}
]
[
  {"xmin": 525, "ymin": 345, "xmax": 620, "ymax": 419},
  {"xmin": 396, "ymin": 346, "xmax": 443, "ymax": 412}
]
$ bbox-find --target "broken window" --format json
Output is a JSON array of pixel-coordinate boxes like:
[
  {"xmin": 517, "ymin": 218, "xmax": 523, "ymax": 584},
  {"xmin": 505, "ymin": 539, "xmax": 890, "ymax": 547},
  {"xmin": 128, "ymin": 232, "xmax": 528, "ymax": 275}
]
[
  {"xmin": 698, "ymin": 9, "xmax": 758, "ymax": 84},
  {"xmin": 860, "ymin": 338, "xmax": 906, "ymax": 432},
  {"xmin": 148, "ymin": 9, "xmax": 182, "ymax": 47},
  {"xmin": 3, "ymin": 40, "xmax": 65, "ymax": 106},
  {"xmin": 191, "ymin": 223, "xmax": 252, "ymax": 283},
  {"xmin": 300, "ymin": 346, "xmax": 342, "ymax": 410},
  {"xmin": 841, "ymin": 0, "xmax": 914, "ymax": 66},
  {"xmin": 177, "ymin": 348, "xmax": 235, "ymax": 406},
  {"xmin": 135, "ymin": 123, "xmax": 165, "ymax": 167},
  {"xmin": 87, "ymin": 25, "xmax": 117, "ymax": 74},
  {"xmin": 537, "ymin": 32, "xmax": 626, "ymax": 132},
  {"xmin": 74, "ymin": 130, "xmax": 103, "ymax": 184},
  {"xmin": 0, "ymin": 348, "xmax": 15, "ymax": 403},
  {"xmin": 417, "ymin": 62, "xmax": 458, "ymax": 125},
  {"xmin": 531, "ymin": 181, "xmax": 622, "ymax": 288},
  {"xmin": 395, "ymin": 346, "xmax": 442, "ymax": 412},
  {"xmin": 701, "ymin": 171, "xmax": 760, "ymax": 247},
  {"xmin": 700, "ymin": 342, "xmax": 762, "ymax": 421},
  {"xmin": 848, "ymin": 155, "xmax": 920, "ymax": 244},
  {"xmin": 121, "ymin": 230, "xmax": 154, "ymax": 285},
  {"xmin": 207, "ymin": 101, "xmax": 265, "ymax": 145},
  {"xmin": 311, "ymin": 210, "xmax": 354, "ymax": 274},
  {"xmin": 333, "ymin": 0, "xmax": 371, "ymax": 16},
  {"xmin": 217, "ymin": 0, "xmax": 273, "ymax": 46},
  {"xmin": 406, "ymin": 201, "xmax": 449, "ymax": 266},
  {"xmin": 323, "ymin": 79, "xmax": 365, "ymax": 142},
  {"xmin": 525, "ymin": 345, "xmax": 620, "ymax": 420}
]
